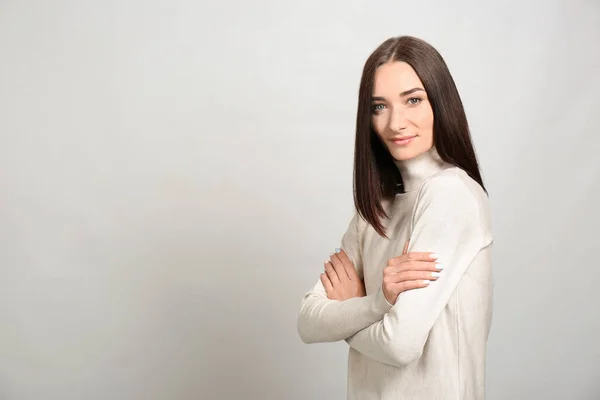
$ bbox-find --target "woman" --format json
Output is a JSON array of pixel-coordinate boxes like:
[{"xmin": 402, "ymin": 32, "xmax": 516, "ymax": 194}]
[{"xmin": 297, "ymin": 35, "xmax": 493, "ymax": 400}]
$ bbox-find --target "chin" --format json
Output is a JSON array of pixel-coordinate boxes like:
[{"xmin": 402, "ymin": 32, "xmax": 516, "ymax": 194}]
[{"xmin": 389, "ymin": 146, "xmax": 430, "ymax": 162}]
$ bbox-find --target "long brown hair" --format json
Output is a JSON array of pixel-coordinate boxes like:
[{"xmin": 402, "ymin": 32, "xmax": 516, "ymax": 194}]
[{"xmin": 353, "ymin": 35, "xmax": 486, "ymax": 238}]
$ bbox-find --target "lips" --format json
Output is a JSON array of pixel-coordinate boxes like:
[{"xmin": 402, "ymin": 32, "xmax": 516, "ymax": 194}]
[{"xmin": 391, "ymin": 135, "xmax": 417, "ymax": 145}]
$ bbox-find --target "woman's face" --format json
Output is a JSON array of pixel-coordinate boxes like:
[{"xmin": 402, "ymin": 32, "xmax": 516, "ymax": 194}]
[{"xmin": 371, "ymin": 61, "xmax": 434, "ymax": 161}]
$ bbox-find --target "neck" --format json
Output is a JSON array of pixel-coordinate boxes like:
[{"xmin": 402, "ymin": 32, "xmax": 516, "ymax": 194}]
[{"xmin": 394, "ymin": 147, "xmax": 450, "ymax": 192}]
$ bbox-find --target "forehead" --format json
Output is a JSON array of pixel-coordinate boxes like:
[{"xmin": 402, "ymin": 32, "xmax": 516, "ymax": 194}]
[{"xmin": 372, "ymin": 61, "xmax": 424, "ymax": 95}]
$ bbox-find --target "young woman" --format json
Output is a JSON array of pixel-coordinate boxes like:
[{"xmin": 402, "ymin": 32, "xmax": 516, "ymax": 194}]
[{"xmin": 297, "ymin": 36, "xmax": 493, "ymax": 400}]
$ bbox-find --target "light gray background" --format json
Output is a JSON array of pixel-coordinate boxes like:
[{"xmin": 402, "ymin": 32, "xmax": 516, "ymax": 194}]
[{"xmin": 1, "ymin": 1, "xmax": 599, "ymax": 399}]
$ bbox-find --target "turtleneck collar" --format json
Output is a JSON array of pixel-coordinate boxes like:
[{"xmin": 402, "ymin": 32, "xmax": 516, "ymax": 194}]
[{"xmin": 394, "ymin": 147, "xmax": 452, "ymax": 193}]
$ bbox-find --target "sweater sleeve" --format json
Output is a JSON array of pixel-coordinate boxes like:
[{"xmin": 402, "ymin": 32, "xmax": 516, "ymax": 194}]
[
  {"xmin": 345, "ymin": 172, "xmax": 489, "ymax": 367},
  {"xmin": 297, "ymin": 212, "xmax": 393, "ymax": 344}
]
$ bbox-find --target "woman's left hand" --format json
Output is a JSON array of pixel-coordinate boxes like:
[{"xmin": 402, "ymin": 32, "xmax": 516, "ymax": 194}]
[{"xmin": 321, "ymin": 249, "xmax": 366, "ymax": 301}]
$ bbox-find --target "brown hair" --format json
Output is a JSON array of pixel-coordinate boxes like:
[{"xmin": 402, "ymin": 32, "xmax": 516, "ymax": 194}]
[{"xmin": 353, "ymin": 35, "xmax": 486, "ymax": 238}]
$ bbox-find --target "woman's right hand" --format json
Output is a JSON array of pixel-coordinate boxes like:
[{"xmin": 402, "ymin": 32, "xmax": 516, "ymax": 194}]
[{"xmin": 382, "ymin": 240, "xmax": 443, "ymax": 305}]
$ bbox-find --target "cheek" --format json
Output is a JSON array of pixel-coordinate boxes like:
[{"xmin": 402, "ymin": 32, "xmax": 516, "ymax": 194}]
[
  {"xmin": 371, "ymin": 116, "xmax": 387, "ymax": 136},
  {"xmin": 415, "ymin": 107, "xmax": 434, "ymax": 131}
]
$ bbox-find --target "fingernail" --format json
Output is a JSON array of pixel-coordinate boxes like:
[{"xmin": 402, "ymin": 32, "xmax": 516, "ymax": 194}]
[
  {"xmin": 431, "ymin": 272, "xmax": 441, "ymax": 278},
  {"xmin": 422, "ymin": 280, "xmax": 431, "ymax": 285},
  {"xmin": 335, "ymin": 248, "xmax": 341, "ymax": 253},
  {"xmin": 429, "ymin": 253, "xmax": 439, "ymax": 260},
  {"xmin": 435, "ymin": 263, "xmax": 444, "ymax": 270}
]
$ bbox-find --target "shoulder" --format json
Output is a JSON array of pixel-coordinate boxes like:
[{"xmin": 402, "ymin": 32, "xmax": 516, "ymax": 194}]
[
  {"xmin": 414, "ymin": 167, "xmax": 492, "ymax": 240},
  {"xmin": 344, "ymin": 209, "xmax": 369, "ymax": 243},
  {"xmin": 417, "ymin": 167, "xmax": 487, "ymax": 207}
]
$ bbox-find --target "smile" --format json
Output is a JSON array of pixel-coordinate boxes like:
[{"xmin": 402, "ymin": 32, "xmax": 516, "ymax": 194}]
[{"xmin": 391, "ymin": 136, "xmax": 417, "ymax": 145}]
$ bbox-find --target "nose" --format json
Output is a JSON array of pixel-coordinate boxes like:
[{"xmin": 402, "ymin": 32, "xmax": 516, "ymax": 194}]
[{"xmin": 389, "ymin": 107, "xmax": 407, "ymax": 132}]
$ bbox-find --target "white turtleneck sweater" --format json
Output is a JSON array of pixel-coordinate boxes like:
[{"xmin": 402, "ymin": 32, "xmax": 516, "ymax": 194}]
[{"xmin": 297, "ymin": 148, "xmax": 493, "ymax": 400}]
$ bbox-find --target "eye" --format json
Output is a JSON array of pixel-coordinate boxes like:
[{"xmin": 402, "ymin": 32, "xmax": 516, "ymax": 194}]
[
  {"xmin": 371, "ymin": 104, "xmax": 386, "ymax": 114},
  {"xmin": 407, "ymin": 97, "xmax": 422, "ymax": 105}
]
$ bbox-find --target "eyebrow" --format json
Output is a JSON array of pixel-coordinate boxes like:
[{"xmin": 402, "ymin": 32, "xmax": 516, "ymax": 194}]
[{"xmin": 371, "ymin": 87, "xmax": 425, "ymax": 101}]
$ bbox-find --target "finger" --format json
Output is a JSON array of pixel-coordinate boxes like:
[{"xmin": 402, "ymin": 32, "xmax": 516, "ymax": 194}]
[
  {"xmin": 402, "ymin": 240, "xmax": 410, "ymax": 255},
  {"xmin": 320, "ymin": 272, "xmax": 334, "ymax": 296},
  {"xmin": 388, "ymin": 252, "xmax": 439, "ymax": 266},
  {"xmin": 384, "ymin": 279, "xmax": 431, "ymax": 304},
  {"xmin": 329, "ymin": 253, "xmax": 350, "ymax": 281},
  {"xmin": 335, "ymin": 249, "xmax": 360, "ymax": 280},
  {"xmin": 324, "ymin": 261, "xmax": 341, "ymax": 286},
  {"xmin": 388, "ymin": 270, "xmax": 441, "ymax": 283},
  {"xmin": 334, "ymin": 249, "xmax": 353, "ymax": 270},
  {"xmin": 397, "ymin": 279, "xmax": 432, "ymax": 293},
  {"xmin": 385, "ymin": 261, "xmax": 443, "ymax": 274}
]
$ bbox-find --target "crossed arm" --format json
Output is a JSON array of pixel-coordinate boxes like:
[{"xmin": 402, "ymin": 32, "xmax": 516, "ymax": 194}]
[
  {"xmin": 297, "ymin": 213, "xmax": 392, "ymax": 344},
  {"xmin": 297, "ymin": 173, "xmax": 488, "ymax": 367}
]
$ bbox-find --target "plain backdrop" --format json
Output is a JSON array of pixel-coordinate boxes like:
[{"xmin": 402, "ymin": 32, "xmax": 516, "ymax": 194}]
[{"xmin": 1, "ymin": 1, "xmax": 599, "ymax": 399}]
